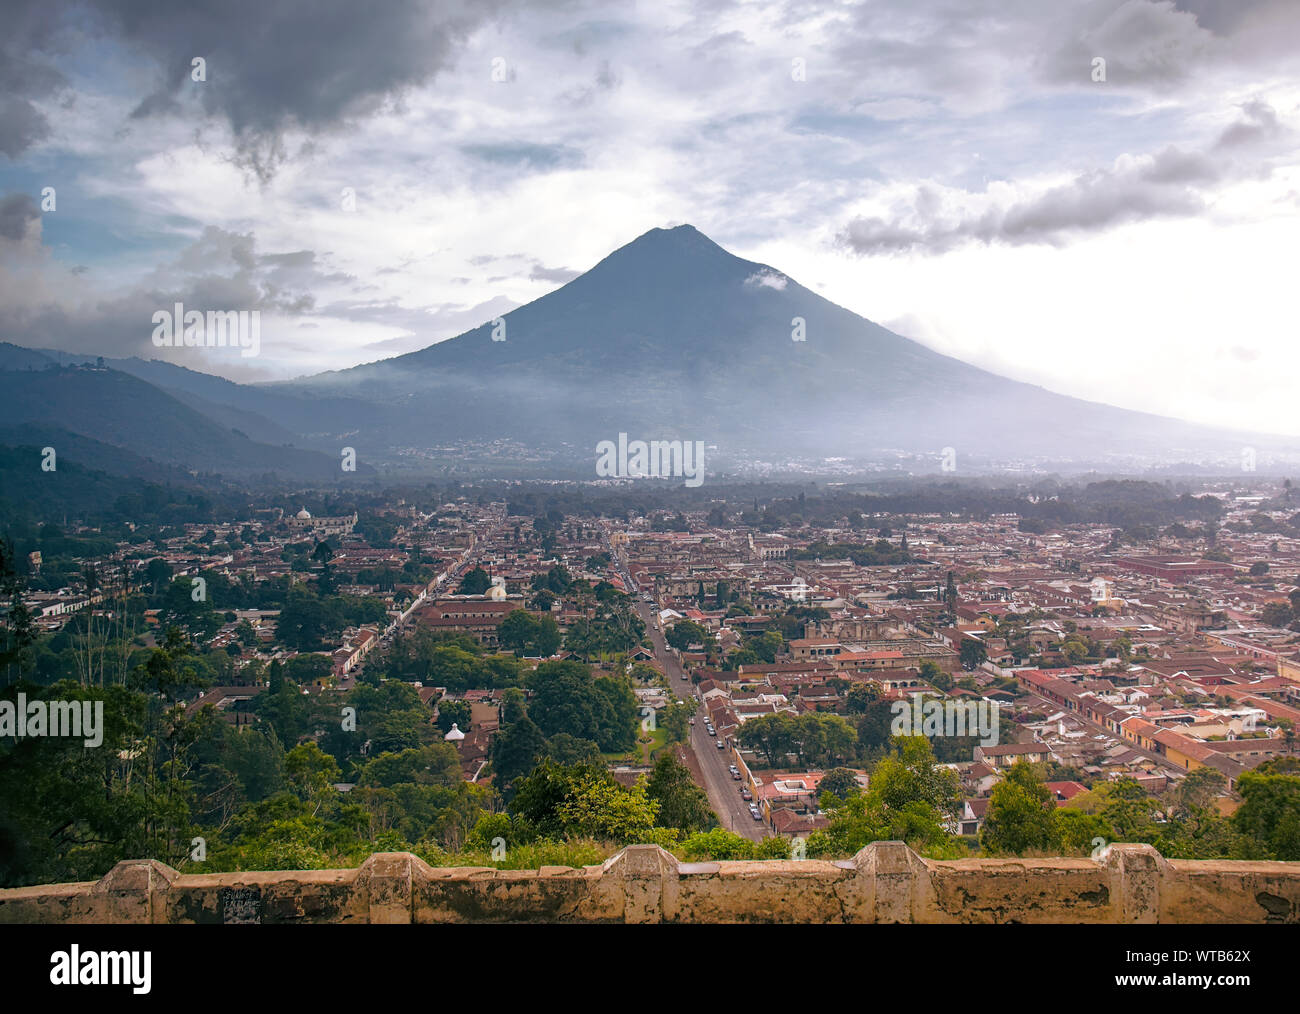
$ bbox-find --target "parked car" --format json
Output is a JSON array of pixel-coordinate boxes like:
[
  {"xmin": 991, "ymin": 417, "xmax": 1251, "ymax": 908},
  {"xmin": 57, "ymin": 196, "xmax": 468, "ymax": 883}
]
[
  {"xmin": 749, "ymin": 805, "xmax": 763, "ymax": 821},
  {"xmin": 731, "ymin": 770, "xmax": 742, "ymax": 780},
  {"xmin": 689, "ymin": 716, "xmax": 696, "ymax": 726},
  {"xmin": 741, "ymin": 788, "xmax": 752, "ymax": 800},
  {"xmin": 716, "ymin": 739, "xmax": 724, "ymax": 749}
]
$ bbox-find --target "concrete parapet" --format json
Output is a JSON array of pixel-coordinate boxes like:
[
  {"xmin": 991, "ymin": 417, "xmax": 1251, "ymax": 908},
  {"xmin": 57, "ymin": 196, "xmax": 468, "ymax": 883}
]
[{"xmin": 2, "ymin": 844, "xmax": 1298, "ymax": 924}]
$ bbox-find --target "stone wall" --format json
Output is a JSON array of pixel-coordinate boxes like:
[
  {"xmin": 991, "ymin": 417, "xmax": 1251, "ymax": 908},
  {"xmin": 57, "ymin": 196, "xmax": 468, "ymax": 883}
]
[{"xmin": 2, "ymin": 843, "xmax": 1298, "ymax": 923}]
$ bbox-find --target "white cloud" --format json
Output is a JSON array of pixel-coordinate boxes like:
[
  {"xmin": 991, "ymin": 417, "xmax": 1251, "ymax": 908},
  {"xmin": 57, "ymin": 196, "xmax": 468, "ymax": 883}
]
[
  {"xmin": 744, "ymin": 268, "xmax": 788, "ymax": 290},
  {"xmin": 3, "ymin": 0, "xmax": 1300, "ymax": 436}
]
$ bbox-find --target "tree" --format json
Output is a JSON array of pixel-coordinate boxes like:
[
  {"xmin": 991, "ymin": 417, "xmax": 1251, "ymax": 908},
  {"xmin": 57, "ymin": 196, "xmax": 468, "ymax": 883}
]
[
  {"xmin": 285, "ymin": 742, "xmax": 342, "ymax": 816},
  {"xmin": 283, "ymin": 652, "xmax": 332, "ymax": 687},
  {"xmin": 1171, "ymin": 767, "xmax": 1227, "ymax": 815},
  {"xmin": 845, "ymin": 682, "xmax": 878, "ymax": 714},
  {"xmin": 806, "ymin": 737, "xmax": 962, "ymax": 859},
  {"xmin": 737, "ymin": 714, "xmax": 796, "ymax": 767},
  {"xmin": 1055, "ymin": 809, "xmax": 1114, "ymax": 856},
  {"xmin": 435, "ymin": 698, "xmax": 472, "ymax": 735},
  {"xmin": 498, "ymin": 609, "xmax": 540, "ymax": 656},
  {"xmin": 511, "ymin": 760, "xmax": 659, "ymax": 842},
  {"xmin": 665, "ymin": 619, "xmax": 709, "ymax": 652},
  {"xmin": 1097, "ymin": 778, "xmax": 1160, "ymax": 843},
  {"xmin": 530, "ymin": 588, "xmax": 557, "ymax": 611},
  {"xmin": 818, "ymin": 767, "xmax": 861, "ymax": 803},
  {"xmin": 980, "ymin": 762, "xmax": 1062, "ymax": 855},
  {"xmin": 528, "ymin": 660, "xmax": 637, "ymax": 752},
  {"xmin": 533, "ymin": 615, "xmax": 562, "ymax": 656},
  {"xmin": 0, "ymin": 538, "xmax": 37, "ymax": 686},
  {"xmin": 749, "ymin": 629, "xmax": 784, "ymax": 664},
  {"xmin": 277, "ymin": 589, "xmax": 338, "ymax": 652},
  {"xmin": 919, "ymin": 659, "xmax": 951, "ymax": 690},
  {"xmin": 312, "ymin": 539, "xmax": 336, "ymax": 594},
  {"xmin": 143, "ymin": 557, "xmax": 173, "ymax": 595},
  {"xmin": 959, "ymin": 638, "xmax": 988, "ymax": 671},
  {"xmin": 1262, "ymin": 602, "xmax": 1294, "ymax": 628},
  {"xmin": 457, "ymin": 567, "xmax": 491, "ymax": 595},
  {"xmin": 235, "ymin": 620, "xmax": 259, "ymax": 648},
  {"xmin": 645, "ymin": 753, "xmax": 715, "ymax": 832},
  {"xmin": 1233, "ymin": 764, "xmax": 1300, "ymax": 860},
  {"xmin": 681, "ymin": 828, "xmax": 758, "ymax": 861},
  {"xmin": 490, "ymin": 714, "xmax": 548, "ymax": 789},
  {"xmin": 1155, "ymin": 768, "xmax": 1238, "ymax": 860},
  {"xmin": 530, "ymin": 565, "xmax": 572, "ymax": 595},
  {"xmin": 660, "ymin": 700, "xmax": 691, "ymax": 744},
  {"xmin": 545, "ymin": 733, "xmax": 601, "ymax": 765},
  {"xmin": 357, "ymin": 743, "xmax": 461, "ymax": 790},
  {"xmin": 499, "ymin": 687, "xmax": 527, "ymax": 725},
  {"xmin": 871, "ymin": 736, "xmax": 962, "ymax": 817}
]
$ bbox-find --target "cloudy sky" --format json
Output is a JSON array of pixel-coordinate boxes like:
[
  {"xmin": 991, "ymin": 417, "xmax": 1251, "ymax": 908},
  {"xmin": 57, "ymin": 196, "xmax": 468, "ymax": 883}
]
[{"xmin": 2, "ymin": 0, "xmax": 1298, "ymax": 434}]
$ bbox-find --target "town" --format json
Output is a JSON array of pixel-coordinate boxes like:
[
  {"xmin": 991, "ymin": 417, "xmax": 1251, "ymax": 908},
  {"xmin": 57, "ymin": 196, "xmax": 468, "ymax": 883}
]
[{"xmin": 4, "ymin": 473, "xmax": 1300, "ymax": 885}]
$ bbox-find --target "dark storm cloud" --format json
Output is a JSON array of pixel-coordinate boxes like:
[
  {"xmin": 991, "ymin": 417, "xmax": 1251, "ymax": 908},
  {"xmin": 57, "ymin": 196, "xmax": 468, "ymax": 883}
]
[
  {"xmin": 0, "ymin": 193, "xmax": 41, "ymax": 242},
  {"xmin": 839, "ymin": 101, "xmax": 1289, "ymax": 255},
  {"xmin": 0, "ymin": 1, "xmax": 69, "ymax": 158},
  {"xmin": 2, "ymin": 0, "xmax": 538, "ymax": 175},
  {"xmin": 107, "ymin": 0, "xmax": 519, "ymax": 180},
  {"xmin": 0, "ymin": 99, "xmax": 53, "ymax": 159}
]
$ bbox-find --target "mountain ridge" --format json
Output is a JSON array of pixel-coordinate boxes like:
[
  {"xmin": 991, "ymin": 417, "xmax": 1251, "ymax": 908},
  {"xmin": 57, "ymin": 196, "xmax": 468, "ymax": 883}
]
[
  {"xmin": 1, "ymin": 226, "xmax": 1287, "ymax": 476},
  {"xmin": 280, "ymin": 224, "xmax": 1267, "ymax": 465}
]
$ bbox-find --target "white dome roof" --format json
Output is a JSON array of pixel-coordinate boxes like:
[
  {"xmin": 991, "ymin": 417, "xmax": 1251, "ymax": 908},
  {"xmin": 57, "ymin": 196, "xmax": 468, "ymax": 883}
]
[
  {"xmin": 444, "ymin": 722, "xmax": 465, "ymax": 741},
  {"xmin": 296, "ymin": 508, "xmax": 312, "ymax": 519}
]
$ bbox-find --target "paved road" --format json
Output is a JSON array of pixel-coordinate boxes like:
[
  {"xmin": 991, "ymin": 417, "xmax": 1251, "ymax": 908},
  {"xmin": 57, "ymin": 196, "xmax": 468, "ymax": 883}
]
[
  {"xmin": 629, "ymin": 594, "xmax": 765, "ymax": 841},
  {"xmin": 428, "ymin": 520, "xmax": 767, "ymax": 839}
]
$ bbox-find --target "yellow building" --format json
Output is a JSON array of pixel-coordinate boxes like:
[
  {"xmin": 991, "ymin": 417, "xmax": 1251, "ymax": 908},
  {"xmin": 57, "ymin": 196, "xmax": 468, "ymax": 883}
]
[{"xmin": 1278, "ymin": 656, "xmax": 1300, "ymax": 684}]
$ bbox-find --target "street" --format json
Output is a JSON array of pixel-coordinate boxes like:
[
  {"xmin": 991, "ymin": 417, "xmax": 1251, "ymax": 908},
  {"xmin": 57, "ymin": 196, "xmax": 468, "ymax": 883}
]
[{"xmin": 628, "ymin": 582, "xmax": 766, "ymax": 841}]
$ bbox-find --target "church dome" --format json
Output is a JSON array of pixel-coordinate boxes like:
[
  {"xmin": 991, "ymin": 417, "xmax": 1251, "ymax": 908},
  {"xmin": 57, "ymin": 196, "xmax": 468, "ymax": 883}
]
[
  {"xmin": 296, "ymin": 508, "xmax": 312, "ymax": 520},
  {"xmin": 444, "ymin": 723, "xmax": 465, "ymax": 741}
]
